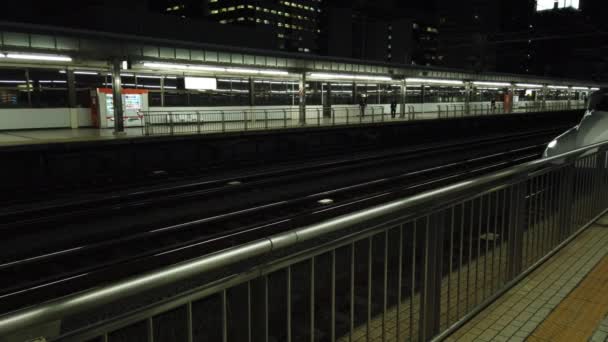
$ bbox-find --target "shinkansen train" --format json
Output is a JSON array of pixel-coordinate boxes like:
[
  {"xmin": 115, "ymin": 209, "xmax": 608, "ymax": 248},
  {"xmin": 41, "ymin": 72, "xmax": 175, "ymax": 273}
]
[{"xmin": 544, "ymin": 89, "xmax": 608, "ymax": 157}]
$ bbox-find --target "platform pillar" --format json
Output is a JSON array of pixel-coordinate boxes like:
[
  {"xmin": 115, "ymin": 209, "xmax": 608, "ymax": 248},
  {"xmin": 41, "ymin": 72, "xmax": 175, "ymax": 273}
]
[
  {"xmin": 299, "ymin": 73, "xmax": 306, "ymax": 125},
  {"xmin": 400, "ymin": 80, "xmax": 406, "ymax": 118},
  {"xmin": 67, "ymin": 69, "xmax": 79, "ymax": 129},
  {"xmin": 248, "ymin": 77, "xmax": 255, "ymax": 107},
  {"xmin": 323, "ymin": 82, "xmax": 332, "ymax": 118},
  {"xmin": 111, "ymin": 59, "xmax": 125, "ymax": 134},
  {"xmin": 464, "ymin": 81, "xmax": 472, "ymax": 115}
]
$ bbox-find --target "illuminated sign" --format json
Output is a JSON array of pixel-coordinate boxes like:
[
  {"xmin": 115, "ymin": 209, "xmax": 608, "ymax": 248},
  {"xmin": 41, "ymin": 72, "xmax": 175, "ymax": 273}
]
[
  {"xmin": 185, "ymin": 77, "xmax": 217, "ymax": 90},
  {"xmin": 536, "ymin": 0, "xmax": 579, "ymax": 11}
]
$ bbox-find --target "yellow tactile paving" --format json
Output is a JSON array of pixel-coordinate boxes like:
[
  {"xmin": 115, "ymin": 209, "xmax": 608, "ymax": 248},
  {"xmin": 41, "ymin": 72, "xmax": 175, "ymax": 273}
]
[
  {"xmin": 446, "ymin": 223, "xmax": 608, "ymax": 342},
  {"xmin": 529, "ymin": 255, "xmax": 608, "ymax": 341}
]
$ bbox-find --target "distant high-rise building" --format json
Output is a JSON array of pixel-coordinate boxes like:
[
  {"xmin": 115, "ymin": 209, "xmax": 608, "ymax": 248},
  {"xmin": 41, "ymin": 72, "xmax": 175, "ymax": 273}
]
[{"xmin": 154, "ymin": 0, "xmax": 321, "ymax": 53}]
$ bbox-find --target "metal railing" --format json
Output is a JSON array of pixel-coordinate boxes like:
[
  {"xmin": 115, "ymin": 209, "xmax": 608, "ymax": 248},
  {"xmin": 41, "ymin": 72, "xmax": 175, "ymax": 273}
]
[
  {"xmin": 140, "ymin": 101, "xmax": 586, "ymax": 136},
  {"xmin": 1, "ymin": 139, "xmax": 607, "ymax": 342}
]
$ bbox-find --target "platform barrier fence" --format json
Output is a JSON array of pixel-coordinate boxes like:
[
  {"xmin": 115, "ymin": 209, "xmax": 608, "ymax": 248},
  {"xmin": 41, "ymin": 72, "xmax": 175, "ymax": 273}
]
[
  {"xmin": 141, "ymin": 101, "xmax": 586, "ymax": 136},
  {"xmin": 1, "ymin": 137, "xmax": 607, "ymax": 342}
]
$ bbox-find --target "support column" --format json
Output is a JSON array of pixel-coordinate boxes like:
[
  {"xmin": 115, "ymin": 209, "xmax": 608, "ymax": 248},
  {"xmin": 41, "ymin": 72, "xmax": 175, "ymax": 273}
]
[
  {"xmin": 509, "ymin": 85, "xmax": 516, "ymax": 113},
  {"xmin": 464, "ymin": 81, "xmax": 472, "ymax": 115},
  {"xmin": 323, "ymin": 82, "xmax": 332, "ymax": 118},
  {"xmin": 377, "ymin": 84, "xmax": 381, "ymax": 104},
  {"xmin": 400, "ymin": 80, "xmax": 407, "ymax": 118},
  {"xmin": 542, "ymin": 85, "xmax": 548, "ymax": 110},
  {"xmin": 248, "ymin": 77, "xmax": 255, "ymax": 107},
  {"xmin": 352, "ymin": 82, "xmax": 358, "ymax": 104},
  {"xmin": 567, "ymin": 87, "xmax": 572, "ymax": 110},
  {"xmin": 67, "ymin": 69, "xmax": 79, "ymax": 129},
  {"xmin": 299, "ymin": 73, "xmax": 306, "ymax": 125},
  {"xmin": 111, "ymin": 59, "xmax": 125, "ymax": 134}
]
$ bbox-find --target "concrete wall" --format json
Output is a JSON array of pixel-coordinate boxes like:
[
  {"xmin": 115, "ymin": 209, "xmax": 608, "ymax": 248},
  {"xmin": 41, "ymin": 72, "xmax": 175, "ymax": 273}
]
[{"xmin": 0, "ymin": 108, "xmax": 71, "ymax": 130}]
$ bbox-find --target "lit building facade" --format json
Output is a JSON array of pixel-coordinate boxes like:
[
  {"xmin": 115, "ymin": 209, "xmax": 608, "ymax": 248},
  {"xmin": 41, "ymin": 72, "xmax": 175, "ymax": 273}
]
[{"xmin": 156, "ymin": 0, "xmax": 322, "ymax": 53}]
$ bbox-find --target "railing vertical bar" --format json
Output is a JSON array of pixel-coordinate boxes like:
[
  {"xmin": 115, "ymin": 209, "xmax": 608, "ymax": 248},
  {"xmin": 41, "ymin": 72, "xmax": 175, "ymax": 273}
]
[
  {"xmin": 396, "ymin": 224, "xmax": 403, "ymax": 342},
  {"xmin": 447, "ymin": 206, "xmax": 454, "ymax": 325},
  {"xmin": 331, "ymin": 251, "xmax": 336, "ymax": 342},
  {"xmin": 383, "ymin": 230, "xmax": 388, "ymax": 342},
  {"xmin": 475, "ymin": 196, "xmax": 483, "ymax": 305},
  {"xmin": 310, "ymin": 257, "xmax": 315, "ymax": 342},
  {"xmin": 367, "ymin": 236, "xmax": 373, "ymax": 340},
  {"xmin": 287, "ymin": 266, "xmax": 292, "ymax": 342},
  {"xmin": 147, "ymin": 317, "xmax": 154, "ymax": 342},
  {"xmin": 484, "ymin": 193, "xmax": 491, "ymax": 301},
  {"xmin": 411, "ymin": 221, "xmax": 417, "ymax": 342},
  {"xmin": 467, "ymin": 200, "xmax": 474, "ymax": 311},
  {"xmin": 222, "ymin": 290, "xmax": 228, "ymax": 342},
  {"xmin": 534, "ymin": 175, "xmax": 542, "ymax": 263},
  {"xmin": 492, "ymin": 190, "xmax": 499, "ymax": 292},
  {"xmin": 102, "ymin": 333, "xmax": 108, "ymax": 342},
  {"xmin": 350, "ymin": 242, "xmax": 355, "ymax": 342},
  {"xmin": 187, "ymin": 302, "xmax": 193, "ymax": 342},
  {"xmin": 265, "ymin": 275, "xmax": 269, "ymax": 342},
  {"xmin": 457, "ymin": 203, "xmax": 464, "ymax": 320},
  {"xmin": 544, "ymin": 172, "xmax": 552, "ymax": 251},
  {"xmin": 248, "ymin": 281, "xmax": 252, "ymax": 342}
]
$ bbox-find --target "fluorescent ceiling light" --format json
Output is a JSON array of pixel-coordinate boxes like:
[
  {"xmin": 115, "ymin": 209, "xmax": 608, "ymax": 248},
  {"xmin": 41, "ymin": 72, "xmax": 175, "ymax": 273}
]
[
  {"xmin": 308, "ymin": 73, "xmax": 392, "ymax": 82},
  {"xmin": 136, "ymin": 75, "xmax": 177, "ymax": 79},
  {"xmin": 0, "ymin": 80, "xmax": 26, "ymax": 83},
  {"xmin": 143, "ymin": 62, "xmax": 288, "ymax": 76},
  {"xmin": 571, "ymin": 86, "xmax": 589, "ymax": 90},
  {"xmin": 5, "ymin": 53, "xmax": 72, "ymax": 62},
  {"xmin": 406, "ymin": 78, "xmax": 463, "ymax": 85},
  {"xmin": 474, "ymin": 81, "xmax": 511, "ymax": 87},
  {"xmin": 591, "ymin": 87, "xmax": 600, "ymax": 91},
  {"xmin": 75, "ymin": 71, "xmax": 99, "ymax": 75},
  {"xmin": 516, "ymin": 83, "xmax": 544, "ymax": 88},
  {"xmin": 39, "ymin": 80, "xmax": 67, "ymax": 83},
  {"xmin": 548, "ymin": 85, "xmax": 569, "ymax": 89}
]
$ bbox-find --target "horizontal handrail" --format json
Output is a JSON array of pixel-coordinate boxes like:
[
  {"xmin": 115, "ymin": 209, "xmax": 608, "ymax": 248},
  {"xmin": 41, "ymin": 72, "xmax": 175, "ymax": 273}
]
[{"xmin": 0, "ymin": 135, "xmax": 604, "ymax": 338}]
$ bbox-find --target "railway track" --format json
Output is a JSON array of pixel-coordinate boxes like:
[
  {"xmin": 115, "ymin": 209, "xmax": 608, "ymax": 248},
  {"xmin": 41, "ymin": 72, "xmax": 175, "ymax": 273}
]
[{"xmin": 0, "ymin": 128, "xmax": 562, "ymax": 314}]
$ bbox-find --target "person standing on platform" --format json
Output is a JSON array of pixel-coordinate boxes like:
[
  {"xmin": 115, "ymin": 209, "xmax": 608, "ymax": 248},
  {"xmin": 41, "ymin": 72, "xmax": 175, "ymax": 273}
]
[
  {"xmin": 359, "ymin": 95, "xmax": 367, "ymax": 117},
  {"xmin": 391, "ymin": 99, "xmax": 397, "ymax": 118}
]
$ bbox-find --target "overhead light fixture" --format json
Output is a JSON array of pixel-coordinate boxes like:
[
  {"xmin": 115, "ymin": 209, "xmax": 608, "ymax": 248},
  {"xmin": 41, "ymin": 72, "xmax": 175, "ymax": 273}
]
[
  {"xmin": 406, "ymin": 78, "xmax": 464, "ymax": 85},
  {"xmin": 143, "ymin": 62, "xmax": 288, "ymax": 76},
  {"xmin": 473, "ymin": 81, "xmax": 511, "ymax": 87},
  {"xmin": 0, "ymin": 80, "xmax": 26, "ymax": 84},
  {"xmin": 5, "ymin": 53, "xmax": 72, "ymax": 62},
  {"xmin": 591, "ymin": 87, "xmax": 600, "ymax": 91},
  {"xmin": 515, "ymin": 83, "xmax": 544, "ymax": 88},
  {"xmin": 308, "ymin": 73, "xmax": 393, "ymax": 82},
  {"xmin": 548, "ymin": 85, "xmax": 568, "ymax": 89},
  {"xmin": 571, "ymin": 86, "xmax": 589, "ymax": 90},
  {"xmin": 136, "ymin": 75, "xmax": 177, "ymax": 79}
]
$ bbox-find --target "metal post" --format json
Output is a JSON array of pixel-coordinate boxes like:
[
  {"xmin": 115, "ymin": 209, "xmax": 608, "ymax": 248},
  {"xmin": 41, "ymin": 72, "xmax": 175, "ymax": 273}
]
[
  {"xmin": 299, "ymin": 73, "xmax": 306, "ymax": 125},
  {"xmin": 248, "ymin": 77, "xmax": 255, "ymax": 107},
  {"xmin": 324, "ymin": 82, "xmax": 332, "ymax": 118},
  {"xmin": 400, "ymin": 80, "xmax": 407, "ymax": 118},
  {"xmin": 160, "ymin": 77, "xmax": 165, "ymax": 107},
  {"xmin": 420, "ymin": 213, "xmax": 445, "ymax": 341},
  {"xmin": 24, "ymin": 68, "xmax": 32, "ymax": 107},
  {"xmin": 67, "ymin": 69, "xmax": 76, "ymax": 108},
  {"xmin": 111, "ymin": 59, "xmax": 125, "ymax": 134},
  {"xmin": 464, "ymin": 81, "xmax": 471, "ymax": 115},
  {"xmin": 198, "ymin": 111, "xmax": 202, "ymax": 134},
  {"xmin": 507, "ymin": 183, "xmax": 527, "ymax": 280}
]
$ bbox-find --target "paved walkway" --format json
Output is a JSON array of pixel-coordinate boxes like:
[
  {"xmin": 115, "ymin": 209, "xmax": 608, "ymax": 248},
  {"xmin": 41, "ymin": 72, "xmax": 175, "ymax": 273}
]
[{"xmin": 446, "ymin": 215, "xmax": 608, "ymax": 342}]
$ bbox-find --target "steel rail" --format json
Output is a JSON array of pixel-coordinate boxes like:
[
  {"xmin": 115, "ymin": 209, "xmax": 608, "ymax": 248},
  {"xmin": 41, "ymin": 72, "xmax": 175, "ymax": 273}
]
[{"xmin": 0, "ymin": 136, "xmax": 604, "ymax": 337}]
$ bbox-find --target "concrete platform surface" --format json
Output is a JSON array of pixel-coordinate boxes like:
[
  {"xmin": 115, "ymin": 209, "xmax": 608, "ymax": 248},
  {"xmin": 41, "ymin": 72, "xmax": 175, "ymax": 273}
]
[{"xmin": 446, "ymin": 214, "xmax": 608, "ymax": 342}]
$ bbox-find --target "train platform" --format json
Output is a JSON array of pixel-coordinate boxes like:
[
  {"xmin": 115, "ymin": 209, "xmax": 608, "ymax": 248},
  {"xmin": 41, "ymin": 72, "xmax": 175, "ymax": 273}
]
[
  {"xmin": 0, "ymin": 128, "xmax": 146, "ymax": 146},
  {"xmin": 446, "ymin": 214, "xmax": 608, "ymax": 342}
]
